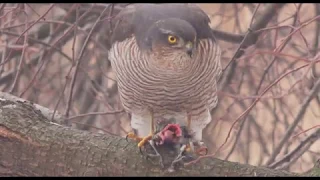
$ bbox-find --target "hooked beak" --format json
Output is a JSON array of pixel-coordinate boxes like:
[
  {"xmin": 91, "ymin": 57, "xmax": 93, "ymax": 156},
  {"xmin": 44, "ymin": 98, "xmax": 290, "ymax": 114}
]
[{"xmin": 185, "ymin": 42, "xmax": 194, "ymax": 57}]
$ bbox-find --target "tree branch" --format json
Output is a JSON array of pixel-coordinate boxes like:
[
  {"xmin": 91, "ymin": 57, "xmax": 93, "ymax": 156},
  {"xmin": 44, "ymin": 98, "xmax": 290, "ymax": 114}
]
[
  {"xmin": 266, "ymin": 76, "xmax": 320, "ymax": 166},
  {"xmin": 219, "ymin": 3, "xmax": 286, "ymax": 90},
  {"xmin": 0, "ymin": 92, "xmax": 310, "ymax": 177}
]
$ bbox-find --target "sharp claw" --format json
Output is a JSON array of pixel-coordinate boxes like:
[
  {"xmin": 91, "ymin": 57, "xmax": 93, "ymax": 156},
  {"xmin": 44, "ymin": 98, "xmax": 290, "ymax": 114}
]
[
  {"xmin": 126, "ymin": 132, "xmax": 139, "ymax": 142},
  {"xmin": 186, "ymin": 141, "xmax": 208, "ymax": 156},
  {"xmin": 149, "ymin": 140, "xmax": 164, "ymax": 168},
  {"xmin": 171, "ymin": 155, "xmax": 187, "ymax": 166},
  {"xmin": 137, "ymin": 134, "xmax": 153, "ymax": 147},
  {"xmin": 201, "ymin": 147, "xmax": 208, "ymax": 156},
  {"xmin": 139, "ymin": 139, "xmax": 164, "ymax": 168},
  {"xmin": 168, "ymin": 155, "xmax": 187, "ymax": 172},
  {"xmin": 189, "ymin": 142, "xmax": 195, "ymax": 152},
  {"xmin": 175, "ymin": 156, "xmax": 187, "ymax": 165},
  {"xmin": 139, "ymin": 147, "xmax": 145, "ymax": 156},
  {"xmin": 168, "ymin": 144, "xmax": 188, "ymax": 171},
  {"xmin": 195, "ymin": 143, "xmax": 208, "ymax": 156}
]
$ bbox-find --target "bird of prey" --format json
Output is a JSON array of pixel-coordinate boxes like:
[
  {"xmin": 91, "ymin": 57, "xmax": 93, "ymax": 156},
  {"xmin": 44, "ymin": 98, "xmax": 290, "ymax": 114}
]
[{"xmin": 108, "ymin": 3, "xmax": 222, "ymax": 168}]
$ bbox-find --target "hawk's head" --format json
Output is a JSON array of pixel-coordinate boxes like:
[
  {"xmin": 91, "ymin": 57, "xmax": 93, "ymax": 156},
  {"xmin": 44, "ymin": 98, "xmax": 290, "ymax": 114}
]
[{"xmin": 143, "ymin": 18, "xmax": 198, "ymax": 70}]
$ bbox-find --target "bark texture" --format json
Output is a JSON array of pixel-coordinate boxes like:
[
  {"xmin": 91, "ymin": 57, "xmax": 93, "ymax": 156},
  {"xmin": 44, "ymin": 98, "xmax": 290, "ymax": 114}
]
[{"xmin": 0, "ymin": 92, "xmax": 318, "ymax": 176}]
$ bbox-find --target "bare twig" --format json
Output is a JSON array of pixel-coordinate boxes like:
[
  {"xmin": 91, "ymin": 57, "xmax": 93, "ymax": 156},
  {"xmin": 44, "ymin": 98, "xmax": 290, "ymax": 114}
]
[
  {"xmin": 51, "ymin": 7, "xmax": 80, "ymax": 122},
  {"xmin": 269, "ymin": 128, "xmax": 320, "ymax": 169},
  {"xmin": 266, "ymin": 74, "xmax": 320, "ymax": 166},
  {"xmin": 211, "ymin": 29, "xmax": 245, "ymax": 43},
  {"xmin": 0, "ymin": 4, "xmax": 54, "ymax": 67},
  {"xmin": 9, "ymin": 6, "xmax": 28, "ymax": 94},
  {"xmin": 220, "ymin": 3, "xmax": 286, "ymax": 90},
  {"xmin": 0, "ymin": 4, "xmax": 6, "ymax": 13},
  {"xmin": 64, "ymin": 5, "xmax": 110, "ymax": 117},
  {"xmin": 187, "ymin": 55, "xmax": 320, "ymax": 166}
]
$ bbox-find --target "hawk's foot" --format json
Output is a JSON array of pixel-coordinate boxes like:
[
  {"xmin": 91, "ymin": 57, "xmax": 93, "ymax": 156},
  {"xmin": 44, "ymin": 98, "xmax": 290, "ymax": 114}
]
[
  {"xmin": 125, "ymin": 132, "xmax": 143, "ymax": 142},
  {"xmin": 140, "ymin": 139, "xmax": 164, "ymax": 168},
  {"xmin": 168, "ymin": 144, "xmax": 188, "ymax": 172},
  {"xmin": 168, "ymin": 141, "xmax": 208, "ymax": 172},
  {"xmin": 193, "ymin": 141, "xmax": 208, "ymax": 156},
  {"xmin": 126, "ymin": 132, "xmax": 164, "ymax": 168},
  {"xmin": 126, "ymin": 132, "xmax": 154, "ymax": 148}
]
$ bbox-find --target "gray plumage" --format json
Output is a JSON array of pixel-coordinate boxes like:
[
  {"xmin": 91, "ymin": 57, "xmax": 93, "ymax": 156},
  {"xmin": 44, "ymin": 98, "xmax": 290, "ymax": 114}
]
[
  {"xmin": 108, "ymin": 3, "xmax": 222, "ymax": 143},
  {"xmin": 111, "ymin": 4, "xmax": 215, "ymax": 45}
]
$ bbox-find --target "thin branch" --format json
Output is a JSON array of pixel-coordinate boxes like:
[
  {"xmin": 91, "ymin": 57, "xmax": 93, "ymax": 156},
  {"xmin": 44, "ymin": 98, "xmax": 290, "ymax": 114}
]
[
  {"xmin": 293, "ymin": 125, "xmax": 320, "ymax": 139},
  {"xmin": 254, "ymin": 3, "xmax": 302, "ymax": 97},
  {"xmin": 186, "ymin": 59, "xmax": 319, "ymax": 166},
  {"xmin": 266, "ymin": 74, "xmax": 320, "ymax": 166},
  {"xmin": 0, "ymin": 4, "xmax": 54, "ymax": 67},
  {"xmin": 64, "ymin": 5, "xmax": 110, "ymax": 117},
  {"xmin": 269, "ymin": 129, "xmax": 320, "ymax": 169},
  {"xmin": 220, "ymin": 3, "xmax": 286, "ymax": 90},
  {"xmin": 0, "ymin": 3, "xmax": 6, "ymax": 13},
  {"xmin": 51, "ymin": 7, "xmax": 80, "ymax": 122},
  {"xmin": 211, "ymin": 29, "xmax": 245, "ymax": 43},
  {"xmin": 9, "ymin": 6, "xmax": 28, "ymax": 94}
]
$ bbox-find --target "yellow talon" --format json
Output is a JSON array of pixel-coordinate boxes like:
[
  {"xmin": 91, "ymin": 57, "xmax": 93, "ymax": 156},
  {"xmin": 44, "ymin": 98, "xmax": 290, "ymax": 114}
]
[
  {"xmin": 127, "ymin": 132, "xmax": 136, "ymax": 138},
  {"xmin": 137, "ymin": 110, "xmax": 155, "ymax": 148},
  {"xmin": 185, "ymin": 144, "xmax": 192, "ymax": 152},
  {"xmin": 137, "ymin": 134, "xmax": 153, "ymax": 148},
  {"xmin": 126, "ymin": 132, "xmax": 143, "ymax": 141},
  {"xmin": 128, "ymin": 110, "xmax": 155, "ymax": 148},
  {"xmin": 185, "ymin": 114, "xmax": 194, "ymax": 153}
]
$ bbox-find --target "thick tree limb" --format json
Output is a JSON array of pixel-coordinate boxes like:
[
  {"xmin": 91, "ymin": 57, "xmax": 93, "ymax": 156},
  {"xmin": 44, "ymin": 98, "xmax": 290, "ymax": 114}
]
[{"xmin": 0, "ymin": 92, "xmax": 316, "ymax": 177}]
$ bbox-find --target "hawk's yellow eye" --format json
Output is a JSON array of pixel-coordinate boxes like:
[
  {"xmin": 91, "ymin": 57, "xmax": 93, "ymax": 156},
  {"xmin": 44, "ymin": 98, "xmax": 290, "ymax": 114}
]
[{"xmin": 168, "ymin": 35, "xmax": 177, "ymax": 44}]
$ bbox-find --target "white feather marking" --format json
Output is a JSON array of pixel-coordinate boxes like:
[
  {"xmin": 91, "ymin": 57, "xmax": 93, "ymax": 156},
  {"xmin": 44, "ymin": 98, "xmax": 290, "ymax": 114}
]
[
  {"xmin": 131, "ymin": 112, "xmax": 152, "ymax": 137},
  {"xmin": 131, "ymin": 109, "xmax": 211, "ymax": 142},
  {"xmin": 190, "ymin": 109, "xmax": 211, "ymax": 142}
]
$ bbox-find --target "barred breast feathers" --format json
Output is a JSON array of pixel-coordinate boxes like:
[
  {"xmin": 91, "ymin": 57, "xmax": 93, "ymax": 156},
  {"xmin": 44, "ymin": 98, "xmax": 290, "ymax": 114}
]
[{"xmin": 108, "ymin": 37, "xmax": 221, "ymax": 113}]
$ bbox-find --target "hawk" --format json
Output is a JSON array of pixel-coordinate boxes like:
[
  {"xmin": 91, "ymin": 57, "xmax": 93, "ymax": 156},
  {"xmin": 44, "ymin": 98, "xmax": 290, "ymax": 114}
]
[{"xmin": 108, "ymin": 3, "xmax": 222, "ymax": 167}]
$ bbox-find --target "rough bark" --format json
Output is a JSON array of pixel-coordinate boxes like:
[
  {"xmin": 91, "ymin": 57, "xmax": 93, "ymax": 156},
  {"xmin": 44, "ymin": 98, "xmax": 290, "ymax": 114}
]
[{"xmin": 0, "ymin": 92, "xmax": 318, "ymax": 176}]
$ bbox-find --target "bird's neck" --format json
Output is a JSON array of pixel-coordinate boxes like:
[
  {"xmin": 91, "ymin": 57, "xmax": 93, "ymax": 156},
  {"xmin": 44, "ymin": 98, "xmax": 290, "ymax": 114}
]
[{"xmin": 146, "ymin": 52, "xmax": 196, "ymax": 74}]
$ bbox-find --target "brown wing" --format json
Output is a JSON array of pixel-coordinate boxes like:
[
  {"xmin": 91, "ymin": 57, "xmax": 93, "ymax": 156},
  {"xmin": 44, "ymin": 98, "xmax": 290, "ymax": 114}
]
[{"xmin": 110, "ymin": 4, "xmax": 136, "ymax": 44}]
